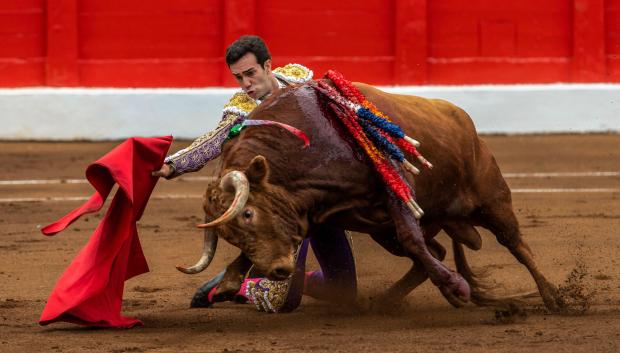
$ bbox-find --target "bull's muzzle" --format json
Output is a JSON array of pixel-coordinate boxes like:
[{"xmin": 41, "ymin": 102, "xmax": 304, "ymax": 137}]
[{"xmin": 265, "ymin": 257, "xmax": 295, "ymax": 281}]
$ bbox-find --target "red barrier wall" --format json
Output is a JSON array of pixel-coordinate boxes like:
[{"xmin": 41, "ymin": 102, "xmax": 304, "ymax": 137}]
[{"xmin": 1, "ymin": 0, "xmax": 619, "ymax": 87}]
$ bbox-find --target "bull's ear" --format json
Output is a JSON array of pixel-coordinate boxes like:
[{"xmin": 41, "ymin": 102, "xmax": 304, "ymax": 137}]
[{"xmin": 246, "ymin": 155, "xmax": 269, "ymax": 184}]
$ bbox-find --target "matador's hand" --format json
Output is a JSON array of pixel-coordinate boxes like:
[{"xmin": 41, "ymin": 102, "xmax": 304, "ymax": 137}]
[{"xmin": 151, "ymin": 163, "xmax": 173, "ymax": 178}]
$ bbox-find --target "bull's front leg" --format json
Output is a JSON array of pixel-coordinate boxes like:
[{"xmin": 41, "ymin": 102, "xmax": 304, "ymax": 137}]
[
  {"xmin": 190, "ymin": 252, "xmax": 252, "ymax": 308},
  {"xmin": 387, "ymin": 197, "xmax": 471, "ymax": 307},
  {"xmin": 217, "ymin": 252, "xmax": 253, "ymax": 296}
]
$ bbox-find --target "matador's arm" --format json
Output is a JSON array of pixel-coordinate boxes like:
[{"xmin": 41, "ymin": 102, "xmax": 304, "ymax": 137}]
[
  {"xmin": 164, "ymin": 64, "xmax": 313, "ymax": 178},
  {"xmin": 164, "ymin": 92, "xmax": 257, "ymax": 178}
]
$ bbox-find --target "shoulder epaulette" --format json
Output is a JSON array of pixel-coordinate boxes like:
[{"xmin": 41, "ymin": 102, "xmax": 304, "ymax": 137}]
[
  {"xmin": 273, "ymin": 63, "xmax": 313, "ymax": 84},
  {"xmin": 222, "ymin": 92, "xmax": 258, "ymax": 117}
]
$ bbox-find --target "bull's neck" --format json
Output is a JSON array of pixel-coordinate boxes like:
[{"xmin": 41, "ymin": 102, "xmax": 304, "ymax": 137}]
[{"xmin": 224, "ymin": 85, "xmax": 379, "ymax": 224}]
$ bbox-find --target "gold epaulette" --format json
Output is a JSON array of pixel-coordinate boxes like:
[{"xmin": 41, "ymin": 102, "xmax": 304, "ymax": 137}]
[
  {"xmin": 273, "ymin": 63, "xmax": 313, "ymax": 84},
  {"xmin": 223, "ymin": 92, "xmax": 258, "ymax": 117}
]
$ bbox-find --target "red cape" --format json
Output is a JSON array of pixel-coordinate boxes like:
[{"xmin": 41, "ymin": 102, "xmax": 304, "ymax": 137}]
[{"xmin": 40, "ymin": 136, "xmax": 172, "ymax": 328}]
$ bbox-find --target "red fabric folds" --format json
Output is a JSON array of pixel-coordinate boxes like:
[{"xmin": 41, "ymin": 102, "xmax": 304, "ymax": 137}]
[{"xmin": 39, "ymin": 136, "xmax": 172, "ymax": 328}]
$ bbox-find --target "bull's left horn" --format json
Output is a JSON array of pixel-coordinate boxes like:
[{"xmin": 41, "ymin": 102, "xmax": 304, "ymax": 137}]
[
  {"xmin": 176, "ymin": 228, "xmax": 218, "ymax": 274},
  {"xmin": 197, "ymin": 170, "xmax": 250, "ymax": 228}
]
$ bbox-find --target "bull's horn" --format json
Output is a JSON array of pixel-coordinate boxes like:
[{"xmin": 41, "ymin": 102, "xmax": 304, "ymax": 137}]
[
  {"xmin": 197, "ymin": 170, "xmax": 250, "ymax": 228},
  {"xmin": 176, "ymin": 228, "xmax": 218, "ymax": 274}
]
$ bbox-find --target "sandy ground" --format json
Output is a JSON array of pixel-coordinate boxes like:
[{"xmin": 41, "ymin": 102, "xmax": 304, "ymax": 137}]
[{"xmin": 1, "ymin": 134, "xmax": 619, "ymax": 353}]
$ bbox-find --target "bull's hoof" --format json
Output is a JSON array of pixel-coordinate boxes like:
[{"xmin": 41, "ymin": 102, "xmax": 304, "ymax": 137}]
[
  {"xmin": 440, "ymin": 276, "xmax": 471, "ymax": 308},
  {"xmin": 541, "ymin": 283, "xmax": 566, "ymax": 313},
  {"xmin": 189, "ymin": 270, "xmax": 226, "ymax": 308},
  {"xmin": 233, "ymin": 294, "xmax": 249, "ymax": 304},
  {"xmin": 441, "ymin": 289, "xmax": 469, "ymax": 308},
  {"xmin": 190, "ymin": 286, "xmax": 239, "ymax": 308},
  {"xmin": 190, "ymin": 281, "xmax": 243, "ymax": 308},
  {"xmin": 190, "ymin": 291, "xmax": 213, "ymax": 308},
  {"xmin": 545, "ymin": 297, "xmax": 566, "ymax": 314}
]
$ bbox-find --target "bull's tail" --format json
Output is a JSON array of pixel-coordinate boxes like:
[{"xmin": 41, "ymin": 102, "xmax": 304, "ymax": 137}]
[{"xmin": 452, "ymin": 241, "xmax": 537, "ymax": 307}]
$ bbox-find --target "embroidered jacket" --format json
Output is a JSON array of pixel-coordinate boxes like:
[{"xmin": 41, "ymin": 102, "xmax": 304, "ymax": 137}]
[{"xmin": 164, "ymin": 64, "xmax": 313, "ymax": 178}]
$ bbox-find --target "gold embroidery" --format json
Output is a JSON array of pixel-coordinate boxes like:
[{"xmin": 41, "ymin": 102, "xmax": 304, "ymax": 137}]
[
  {"xmin": 224, "ymin": 92, "xmax": 257, "ymax": 115},
  {"xmin": 183, "ymin": 113, "xmax": 238, "ymax": 151},
  {"xmin": 246, "ymin": 279, "xmax": 290, "ymax": 312},
  {"xmin": 273, "ymin": 64, "xmax": 313, "ymax": 84}
]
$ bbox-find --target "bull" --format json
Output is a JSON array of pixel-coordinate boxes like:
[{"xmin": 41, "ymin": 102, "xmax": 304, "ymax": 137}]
[{"xmin": 178, "ymin": 81, "xmax": 563, "ymax": 311}]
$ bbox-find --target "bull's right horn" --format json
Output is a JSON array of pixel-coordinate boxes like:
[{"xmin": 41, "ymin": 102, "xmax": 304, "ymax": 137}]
[
  {"xmin": 176, "ymin": 228, "xmax": 218, "ymax": 274},
  {"xmin": 197, "ymin": 171, "xmax": 250, "ymax": 228}
]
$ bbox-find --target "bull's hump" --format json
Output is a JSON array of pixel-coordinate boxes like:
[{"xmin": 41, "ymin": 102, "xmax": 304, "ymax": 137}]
[{"xmin": 291, "ymin": 85, "xmax": 364, "ymax": 163}]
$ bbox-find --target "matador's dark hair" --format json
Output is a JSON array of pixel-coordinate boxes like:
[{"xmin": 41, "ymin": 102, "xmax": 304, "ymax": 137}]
[{"xmin": 225, "ymin": 35, "xmax": 271, "ymax": 68}]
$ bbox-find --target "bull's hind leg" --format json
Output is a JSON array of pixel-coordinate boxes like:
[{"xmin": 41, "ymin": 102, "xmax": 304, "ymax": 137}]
[
  {"xmin": 387, "ymin": 197, "xmax": 471, "ymax": 307},
  {"xmin": 370, "ymin": 225, "xmax": 443, "ymax": 302},
  {"xmin": 442, "ymin": 222, "xmax": 508, "ymax": 307},
  {"xmin": 477, "ymin": 202, "xmax": 563, "ymax": 312}
]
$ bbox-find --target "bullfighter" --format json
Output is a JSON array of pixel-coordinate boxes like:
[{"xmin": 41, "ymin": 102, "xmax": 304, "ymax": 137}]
[{"xmin": 153, "ymin": 35, "xmax": 357, "ymax": 312}]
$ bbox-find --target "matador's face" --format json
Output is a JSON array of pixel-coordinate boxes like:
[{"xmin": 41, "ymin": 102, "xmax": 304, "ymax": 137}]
[{"xmin": 230, "ymin": 52, "xmax": 275, "ymax": 101}]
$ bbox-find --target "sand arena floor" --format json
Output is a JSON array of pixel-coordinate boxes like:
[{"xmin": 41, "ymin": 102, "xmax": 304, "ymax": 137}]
[{"xmin": 1, "ymin": 134, "xmax": 619, "ymax": 353}]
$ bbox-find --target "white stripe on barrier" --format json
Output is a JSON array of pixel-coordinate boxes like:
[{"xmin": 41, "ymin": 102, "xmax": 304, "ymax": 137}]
[{"xmin": 3, "ymin": 84, "xmax": 620, "ymax": 139}]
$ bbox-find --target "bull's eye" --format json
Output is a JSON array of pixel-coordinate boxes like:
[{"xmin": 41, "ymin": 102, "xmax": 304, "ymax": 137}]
[{"xmin": 243, "ymin": 209, "xmax": 253, "ymax": 220}]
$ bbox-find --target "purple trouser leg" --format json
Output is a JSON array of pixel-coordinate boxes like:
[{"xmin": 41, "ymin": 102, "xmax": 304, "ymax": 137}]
[
  {"xmin": 273, "ymin": 238, "xmax": 310, "ymax": 312},
  {"xmin": 276, "ymin": 225, "xmax": 357, "ymax": 310},
  {"xmin": 272, "ymin": 225, "xmax": 357, "ymax": 311},
  {"xmin": 303, "ymin": 225, "xmax": 357, "ymax": 304}
]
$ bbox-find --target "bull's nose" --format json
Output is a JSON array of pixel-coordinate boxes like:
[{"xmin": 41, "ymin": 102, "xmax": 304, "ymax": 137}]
[{"xmin": 268, "ymin": 264, "xmax": 293, "ymax": 281}]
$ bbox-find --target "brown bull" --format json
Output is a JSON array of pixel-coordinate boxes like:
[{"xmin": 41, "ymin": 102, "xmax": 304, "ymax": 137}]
[{"xmin": 180, "ymin": 82, "xmax": 562, "ymax": 311}]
